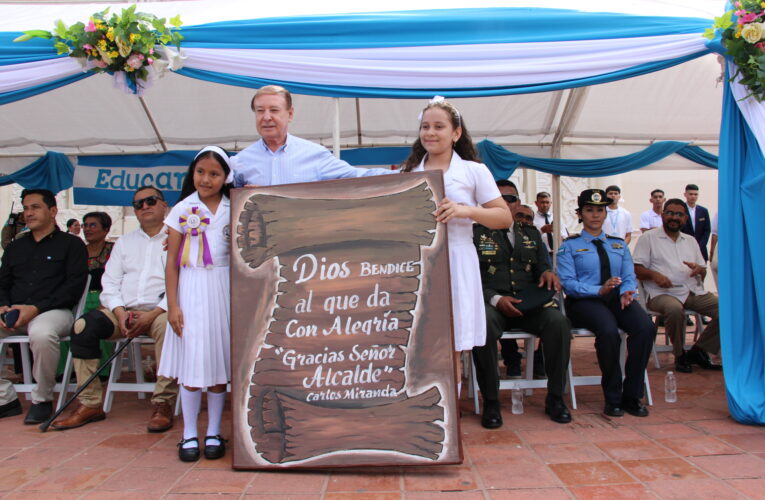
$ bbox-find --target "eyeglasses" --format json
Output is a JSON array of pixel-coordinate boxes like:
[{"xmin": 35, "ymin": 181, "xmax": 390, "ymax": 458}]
[
  {"xmin": 514, "ymin": 213, "xmax": 534, "ymax": 222},
  {"xmin": 663, "ymin": 210, "xmax": 687, "ymax": 218},
  {"xmin": 132, "ymin": 195, "xmax": 162, "ymax": 210},
  {"xmin": 502, "ymin": 194, "xmax": 519, "ymax": 203}
]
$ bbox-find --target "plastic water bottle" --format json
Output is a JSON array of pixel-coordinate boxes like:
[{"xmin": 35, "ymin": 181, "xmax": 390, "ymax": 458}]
[
  {"xmin": 665, "ymin": 371, "xmax": 677, "ymax": 403},
  {"xmin": 511, "ymin": 389, "xmax": 524, "ymax": 414}
]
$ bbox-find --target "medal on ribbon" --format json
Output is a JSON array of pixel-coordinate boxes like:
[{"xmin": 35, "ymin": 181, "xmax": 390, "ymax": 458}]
[{"xmin": 178, "ymin": 206, "xmax": 213, "ymax": 269}]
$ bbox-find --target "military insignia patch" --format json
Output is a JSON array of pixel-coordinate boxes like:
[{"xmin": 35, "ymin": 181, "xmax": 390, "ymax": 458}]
[{"xmin": 611, "ymin": 242, "xmax": 623, "ymax": 249}]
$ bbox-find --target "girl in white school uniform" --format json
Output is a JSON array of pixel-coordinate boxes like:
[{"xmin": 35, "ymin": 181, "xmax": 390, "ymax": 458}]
[
  {"xmin": 159, "ymin": 146, "xmax": 232, "ymax": 462},
  {"xmin": 400, "ymin": 97, "xmax": 513, "ymax": 388}
]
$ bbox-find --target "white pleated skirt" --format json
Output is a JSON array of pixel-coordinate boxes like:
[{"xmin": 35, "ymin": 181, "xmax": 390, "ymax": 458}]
[
  {"xmin": 158, "ymin": 266, "xmax": 230, "ymax": 388},
  {"xmin": 449, "ymin": 241, "xmax": 487, "ymax": 352}
]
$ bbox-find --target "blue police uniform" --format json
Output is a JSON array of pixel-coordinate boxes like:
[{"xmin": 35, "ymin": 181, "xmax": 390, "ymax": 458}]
[{"xmin": 557, "ymin": 230, "xmax": 656, "ymax": 409}]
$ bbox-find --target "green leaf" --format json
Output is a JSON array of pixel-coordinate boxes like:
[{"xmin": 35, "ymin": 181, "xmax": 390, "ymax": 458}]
[
  {"xmin": 703, "ymin": 27, "xmax": 716, "ymax": 40},
  {"xmin": 54, "ymin": 41, "xmax": 70, "ymax": 55},
  {"xmin": 169, "ymin": 15, "xmax": 182, "ymax": 28},
  {"xmin": 13, "ymin": 30, "xmax": 52, "ymax": 42}
]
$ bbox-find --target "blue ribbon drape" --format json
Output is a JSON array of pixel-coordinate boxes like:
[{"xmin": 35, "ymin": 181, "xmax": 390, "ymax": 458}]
[
  {"xmin": 718, "ymin": 67, "xmax": 765, "ymax": 425},
  {"xmin": 0, "ymin": 151, "xmax": 73, "ymax": 193},
  {"xmin": 476, "ymin": 140, "xmax": 718, "ymax": 179}
]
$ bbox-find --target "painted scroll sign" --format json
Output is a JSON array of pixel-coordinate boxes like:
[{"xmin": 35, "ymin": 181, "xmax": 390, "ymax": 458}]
[{"xmin": 230, "ymin": 171, "xmax": 461, "ymax": 469}]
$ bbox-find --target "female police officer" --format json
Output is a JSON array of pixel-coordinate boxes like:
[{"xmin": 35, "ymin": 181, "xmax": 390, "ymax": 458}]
[{"xmin": 557, "ymin": 189, "xmax": 656, "ymax": 417}]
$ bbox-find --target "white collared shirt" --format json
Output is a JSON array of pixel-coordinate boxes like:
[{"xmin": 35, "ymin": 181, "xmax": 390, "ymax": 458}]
[
  {"xmin": 632, "ymin": 227, "xmax": 706, "ymax": 303},
  {"xmin": 688, "ymin": 205, "xmax": 697, "ymax": 230},
  {"xmin": 533, "ymin": 210, "xmax": 567, "ymax": 252},
  {"xmin": 100, "ymin": 227, "xmax": 168, "ymax": 312},
  {"xmin": 639, "ymin": 209, "xmax": 662, "ymax": 230},
  {"xmin": 604, "ymin": 206, "xmax": 633, "ymax": 239}
]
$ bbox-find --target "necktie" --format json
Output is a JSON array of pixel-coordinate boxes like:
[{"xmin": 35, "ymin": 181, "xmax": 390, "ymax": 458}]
[
  {"xmin": 592, "ymin": 239, "xmax": 611, "ymax": 285},
  {"xmin": 504, "ymin": 230, "xmax": 513, "ymax": 253},
  {"xmin": 544, "ymin": 213, "xmax": 553, "ymax": 250}
]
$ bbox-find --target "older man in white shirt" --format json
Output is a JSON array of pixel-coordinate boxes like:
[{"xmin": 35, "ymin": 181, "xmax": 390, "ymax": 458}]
[
  {"xmin": 633, "ymin": 198, "xmax": 721, "ymax": 374},
  {"xmin": 52, "ymin": 186, "xmax": 178, "ymax": 432}
]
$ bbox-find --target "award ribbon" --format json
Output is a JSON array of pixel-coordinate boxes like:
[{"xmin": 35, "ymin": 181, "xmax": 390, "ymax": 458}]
[{"xmin": 178, "ymin": 206, "xmax": 213, "ymax": 268}]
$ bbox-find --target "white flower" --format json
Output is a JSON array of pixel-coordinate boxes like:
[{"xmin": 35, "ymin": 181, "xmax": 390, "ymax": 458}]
[{"xmin": 741, "ymin": 22, "xmax": 765, "ymax": 44}]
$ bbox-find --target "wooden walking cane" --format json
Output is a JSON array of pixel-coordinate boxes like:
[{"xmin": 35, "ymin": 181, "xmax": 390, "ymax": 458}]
[{"xmin": 39, "ymin": 336, "xmax": 135, "ymax": 432}]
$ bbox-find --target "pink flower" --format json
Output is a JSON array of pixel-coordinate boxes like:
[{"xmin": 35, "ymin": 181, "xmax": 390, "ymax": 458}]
[
  {"xmin": 149, "ymin": 48, "xmax": 154, "ymax": 54},
  {"xmin": 126, "ymin": 53, "xmax": 144, "ymax": 70},
  {"xmin": 739, "ymin": 12, "xmax": 759, "ymax": 24},
  {"xmin": 82, "ymin": 43, "xmax": 93, "ymax": 50},
  {"xmin": 736, "ymin": 1, "xmax": 743, "ymax": 7},
  {"xmin": 147, "ymin": 58, "xmax": 153, "ymax": 65},
  {"xmin": 85, "ymin": 19, "xmax": 97, "ymax": 32}
]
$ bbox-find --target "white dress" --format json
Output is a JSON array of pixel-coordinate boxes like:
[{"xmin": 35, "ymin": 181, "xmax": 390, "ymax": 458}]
[
  {"xmin": 158, "ymin": 192, "xmax": 231, "ymax": 388},
  {"xmin": 414, "ymin": 152, "xmax": 501, "ymax": 351}
]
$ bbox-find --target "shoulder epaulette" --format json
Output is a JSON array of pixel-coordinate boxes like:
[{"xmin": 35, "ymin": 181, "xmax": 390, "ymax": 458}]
[
  {"xmin": 563, "ymin": 233, "xmax": 581, "ymax": 241},
  {"xmin": 605, "ymin": 235, "xmax": 625, "ymax": 241}
]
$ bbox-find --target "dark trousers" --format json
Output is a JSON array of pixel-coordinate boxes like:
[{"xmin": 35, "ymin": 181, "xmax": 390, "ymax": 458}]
[
  {"xmin": 566, "ymin": 296, "xmax": 656, "ymax": 405},
  {"xmin": 473, "ymin": 304, "xmax": 570, "ymax": 401}
]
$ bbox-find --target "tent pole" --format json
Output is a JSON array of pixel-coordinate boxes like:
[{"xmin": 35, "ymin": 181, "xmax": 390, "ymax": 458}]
[
  {"xmin": 333, "ymin": 98, "xmax": 341, "ymax": 158},
  {"xmin": 552, "ymin": 174, "xmax": 561, "ymax": 269},
  {"xmin": 138, "ymin": 97, "xmax": 167, "ymax": 152}
]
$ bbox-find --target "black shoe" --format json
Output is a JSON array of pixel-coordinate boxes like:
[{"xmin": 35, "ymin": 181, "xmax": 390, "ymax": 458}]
[
  {"xmin": 603, "ymin": 403, "xmax": 624, "ymax": 417},
  {"xmin": 24, "ymin": 401, "xmax": 52, "ymax": 425},
  {"xmin": 506, "ymin": 363, "xmax": 521, "ymax": 379},
  {"xmin": 675, "ymin": 354, "xmax": 693, "ymax": 373},
  {"xmin": 178, "ymin": 437, "xmax": 200, "ymax": 462},
  {"xmin": 204, "ymin": 435, "xmax": 227, "ymax": 459},
  {"xmin": 687, "ymin": 346, "xmax": 722, "ymax": 370},
  {"xmin": 622, "ymin": 398, "xmax": 649, "ymax": 417},
  {"xmin": 0, "ymin": 398, "xmax": 22, "ymax": 419},
  {"xmin": 545, "ymin": 395, "xmax": 572, "ymax": 424},
  {"xmin": 481, "ymin": 399, "xmax": 503, "ymax": 429}
]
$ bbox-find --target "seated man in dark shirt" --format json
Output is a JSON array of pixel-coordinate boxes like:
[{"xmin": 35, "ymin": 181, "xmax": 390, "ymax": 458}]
[{"xmin": 0, "ymin": 189, "xmax": 88, "ymax": 424}]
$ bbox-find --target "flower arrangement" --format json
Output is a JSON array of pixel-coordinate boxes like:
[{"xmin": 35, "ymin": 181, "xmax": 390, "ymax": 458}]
[
  {"xmin": 15, "ymin": 5, "xmax": 182, "ymax": 93},
  {"xmin": 705, "ymin": 1, "xmax": 765, "ymax": 100}
]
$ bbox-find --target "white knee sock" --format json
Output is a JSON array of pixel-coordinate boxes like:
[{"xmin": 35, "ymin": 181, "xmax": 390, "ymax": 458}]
[
  {"xmin": 205, "ymin": 391, "xmax": 226, "ymax": 445},
  {"xmin": 180, "ymin": 387, "xmax": 201, "ymax": 448}
]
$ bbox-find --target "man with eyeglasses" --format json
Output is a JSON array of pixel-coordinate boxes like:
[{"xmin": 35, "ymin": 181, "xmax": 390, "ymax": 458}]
[
  {"xmin": 51, "ymin": 186, "xmax": 179, "ymax": 432},
  {"xmin": 633, "ymin": 198, "xmax": 721, "ymax": 374},
  {"xmin": 472, "ymin": 180, "xmax": 572, "ymax": 428}
]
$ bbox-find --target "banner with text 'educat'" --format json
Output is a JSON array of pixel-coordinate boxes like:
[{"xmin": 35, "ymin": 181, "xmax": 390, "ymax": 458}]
[{"xmin": 230, "ymin": 171, "xmax": 461, "ymax": 469}]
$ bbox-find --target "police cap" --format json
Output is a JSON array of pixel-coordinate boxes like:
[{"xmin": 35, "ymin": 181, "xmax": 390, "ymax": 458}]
[{"xmin": 577, "ymin": 189, "xmax": 609, "ymax": 209}]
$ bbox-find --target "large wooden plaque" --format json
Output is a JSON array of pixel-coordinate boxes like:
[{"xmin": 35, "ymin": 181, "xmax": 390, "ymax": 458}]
[{"xmin": 230, "ymin": 172, "xmax": 461, "ymax": 469}]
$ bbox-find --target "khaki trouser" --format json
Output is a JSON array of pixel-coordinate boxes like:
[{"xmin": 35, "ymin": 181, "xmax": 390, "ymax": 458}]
[
  {"xmin": 0, "ymin": 309, "xmax": 73, "ymax": 405},
  {"xmin": 73, "ymin": 309, "xmax": 178, "ymax": 409},
  {"xmin": 647, "ymin": 292, "xmax": 720, "ymax": 358}
]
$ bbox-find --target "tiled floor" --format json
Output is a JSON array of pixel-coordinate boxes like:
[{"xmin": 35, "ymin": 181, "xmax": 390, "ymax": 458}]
[{"xmin": 1, "ymin": 338, "xmax": 763, "ymax": 499}]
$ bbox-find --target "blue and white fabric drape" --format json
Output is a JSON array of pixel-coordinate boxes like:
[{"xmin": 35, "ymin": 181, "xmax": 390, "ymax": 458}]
[{"xmin": 1, "ymin": 5, "xmax": 712, "ymax": 103}]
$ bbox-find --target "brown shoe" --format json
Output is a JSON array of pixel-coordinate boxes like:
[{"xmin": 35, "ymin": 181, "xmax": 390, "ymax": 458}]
[
  {"xmin": 147, "ymin": 401, "xmax": 174, "ymax": 433},
  {"xmin": 50, "ymin": 403, "xmax": 105, "ymax": 431}
]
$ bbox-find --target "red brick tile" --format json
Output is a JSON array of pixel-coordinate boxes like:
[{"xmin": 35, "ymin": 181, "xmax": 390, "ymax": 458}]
[
  {"xmin": 718, "ymin": 432, "xmax": 765, "ymax": 453},
  {"xmin": 406, "ymin": 493, "xmax": 483, "ymax": 500},
  {"xmin": 167, "ymin": 495, "xmax": 242, "ymax": 500},
  {"xmin": 94, "ymin": 467, "xmax": 185, "ymax": 493},
  {"xmin": 326, "ymin": 471, "xmax": 401, "ymax": 492},
  {"xmin": 532, "ymin": 442, "xmax": 609, "ymax": 464},
  {"xmin": 517, "ymin": 428, "xmax": 588, "ymax": 445},
  {"xmin": 689, "ymin": 454, "xmax": 765, "ymax": 479},
  {"xmin": 324, "ymin": 494, "xmax": 401, "ymax": 500},
  {"xmin": 727, "ymin": 478, "xmax": 765, "ymax": 499},
  {"xmin": 96, "ymin": 432, "xmax": 165, "ymax": 449},
  {"xmin": 18, "ymin": 465, "xmax": 117, "ymax": 491},
  {"xmin": 243, "ymin": 496, "xmax": 320, "ymax": 500},
  {"xmin": 489, "ymin": 488, "xmax": 570, "ymax": 500},
  {"xmin": 647, "ymin": 478, "xmax": 746, "ymax": 499},
  {"xmin": 619, "ymin": 458, "xmax": 708, "ymax": 481},
  {"xmin": 570, "ymin": 483, "xmax": 659, "ymax": 500},
  {"xmin": 596, "ymin": 440, "xmax": 675, "ymax": 460},
  {"xmin": 573, "ymin": 427, "xmax": 644, "ymax": 443},
  {"xmin": 476, "ymin": 462, "xmax": 560, "ymax": 489},
  {"xmin": 635, "ymin": 422, "xmax": 702, "ymax": 439},
  {"xmin": 170, "ymin": 469, "xmax": 252, "ymax": 494},
  {"xmin": 403, "ymin": 465, "xmax": 477, "ymax": 491},
  {"xmin": 70, "ymin": 445, "xmax": 144, "ymax": 467},
  {"xmin": 245, "ymin": 471, "xmax": 326, "ymax": 494},
  {"xmin": 689, "ymin": 419, "xmax": 756, "ymax": 436},
  {"xmin": 4, "ymin": 492, "xmax": 83, "ymax": 500},
  {"xmin": 2, "ymin": 446, "xmax": 77, "ymax": 467},
  {"xmin": 0, "ymin": 467, "xmax": 47, "ymax": 492},
  {"xmin": 460, "ymin": 428, "xmax": 522, "ymax": 446},
  {"xmin": 81, "ymin": 492, "xmax": 163, "ymax": 500},
  {"xmin": 549, "ymin": 461, "xmax": 633, "ymax": 486},
  {"xmin": 464, "ymin": 444, "xmax": 534, "ymax": 466},
  {"xmin": 658, "ymin": 436, "xmax": 739, "ymax": 457},
  {"xmin": 659, "ymin": 406, "xmax": 730, "ymax": 422}
]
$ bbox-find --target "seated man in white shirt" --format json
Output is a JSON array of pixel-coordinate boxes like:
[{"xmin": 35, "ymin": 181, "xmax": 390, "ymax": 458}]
[
  {"xmin": 639, "ymin": 188, "xmax": 664, "ymax": 233},
  {"xmin": 52, "ymin": 186, "xmax": 178, "ymax": 432},
  {"xmin": 604, "ymin": 185, "xmax": 633, "ymax": 244},
  {"xmin": 633, "ymin": 198, "xmax": 721, "ymax": 374}
]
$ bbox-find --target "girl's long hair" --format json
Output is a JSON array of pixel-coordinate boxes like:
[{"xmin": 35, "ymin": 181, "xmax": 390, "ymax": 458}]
[
  {"xmin": 179, "ymin": 148, "xmax": 232, "ymax": 201},
  {"xmin": 401, "ymin": 100, "xmax": 479, "ymax": 172}
]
